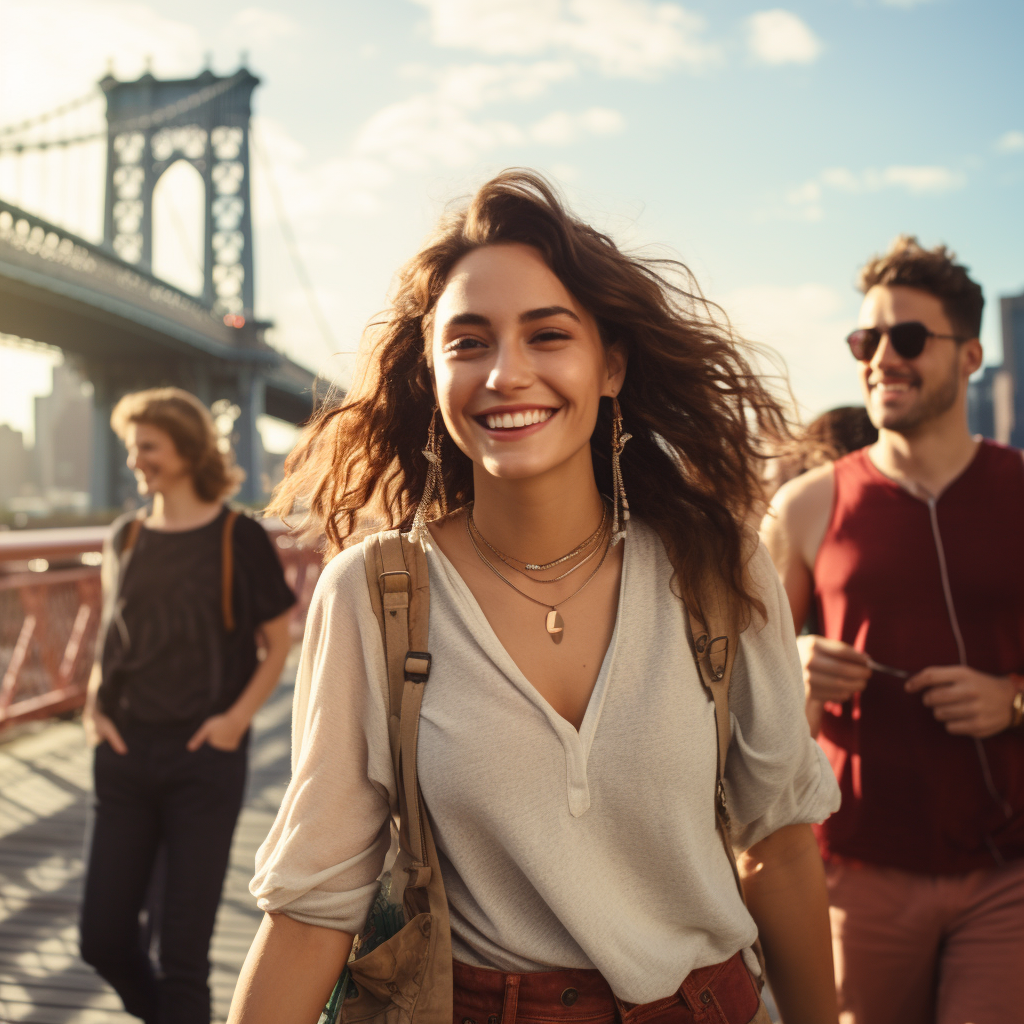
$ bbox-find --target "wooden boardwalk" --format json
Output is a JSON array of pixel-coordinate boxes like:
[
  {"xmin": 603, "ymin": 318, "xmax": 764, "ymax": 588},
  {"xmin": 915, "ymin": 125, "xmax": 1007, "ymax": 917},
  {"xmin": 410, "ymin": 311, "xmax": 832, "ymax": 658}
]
[{"xmin": 0, "ymin": 656, "xmax": 296, "ymax": 1023}]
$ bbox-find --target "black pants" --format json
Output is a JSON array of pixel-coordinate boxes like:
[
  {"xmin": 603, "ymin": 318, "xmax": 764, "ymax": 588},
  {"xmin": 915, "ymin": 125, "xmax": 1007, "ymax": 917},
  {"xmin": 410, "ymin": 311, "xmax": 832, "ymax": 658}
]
[{"xmin": 79, "ymin": 722, "xmax": 248, "ymax": 1024}]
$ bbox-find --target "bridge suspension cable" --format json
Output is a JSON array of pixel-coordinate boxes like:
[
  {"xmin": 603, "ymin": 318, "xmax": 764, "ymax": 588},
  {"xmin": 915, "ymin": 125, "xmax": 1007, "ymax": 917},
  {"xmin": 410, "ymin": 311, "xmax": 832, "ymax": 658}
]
[
  {"xmin": 0, "ymin": 90, "xmax": 102, "ymax": 138},
  {"xmin": 0, "ymin": 71, "xmax": 249, "ymax": 154},
  {"xmin": 250, "ymin": 125, "xmax": 343, "ymax": 358}
]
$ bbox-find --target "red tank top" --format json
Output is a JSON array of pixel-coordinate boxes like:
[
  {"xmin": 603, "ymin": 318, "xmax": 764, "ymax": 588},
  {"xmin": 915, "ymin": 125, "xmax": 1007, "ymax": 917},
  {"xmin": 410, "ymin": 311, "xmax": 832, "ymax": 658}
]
[{"xmin": 814, "ymin": 441, "xmax": 1024, "ymax": 874}]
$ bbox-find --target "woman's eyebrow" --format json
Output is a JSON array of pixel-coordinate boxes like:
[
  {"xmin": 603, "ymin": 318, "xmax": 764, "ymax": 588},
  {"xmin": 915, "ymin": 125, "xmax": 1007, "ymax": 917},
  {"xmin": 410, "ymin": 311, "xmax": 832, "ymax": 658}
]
[
  {"xmin": 445, "ymin": 312, "xmax": 490, "ymax": 328},
  {"xmin": 520, "ymin": 305, "xmax": 580, "ymax": 324},
  {"xmin": 442, "ymin": 306, "xmax": 580, "ymax": 330}
]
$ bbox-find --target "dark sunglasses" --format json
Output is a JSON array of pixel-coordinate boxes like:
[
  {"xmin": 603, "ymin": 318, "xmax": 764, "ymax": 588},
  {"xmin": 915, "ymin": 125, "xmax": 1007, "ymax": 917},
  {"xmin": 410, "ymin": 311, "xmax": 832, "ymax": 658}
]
[{"xmin": 846, "ymin": 321, "xmax": 964, "ymax": 362}]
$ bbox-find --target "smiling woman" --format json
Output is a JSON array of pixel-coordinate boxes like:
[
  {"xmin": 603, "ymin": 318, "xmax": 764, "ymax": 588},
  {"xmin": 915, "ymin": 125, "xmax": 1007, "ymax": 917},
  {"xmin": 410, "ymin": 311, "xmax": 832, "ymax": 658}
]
[
  {"xmin": 234, "ymin": 171, "xmax": 841, "ymax": 1024},
  {"xmin": 273, "ymin": 170, "xmax": 785, "ymax": 622}
]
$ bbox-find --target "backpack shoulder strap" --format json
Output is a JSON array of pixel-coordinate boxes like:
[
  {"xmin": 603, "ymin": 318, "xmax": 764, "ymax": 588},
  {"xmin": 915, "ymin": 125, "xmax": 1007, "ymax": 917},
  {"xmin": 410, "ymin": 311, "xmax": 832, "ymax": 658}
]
[
  {"xmin": 361, "ymin": 529, "xmax": 453, "ymax": 1024},
  {"xmin": 121, "ymin": 517, "xmax": 144, "ymax": 554},
  {"xmin": 221, "ymin": 508, "xmax": 240, "ymax": 632},
  {"xmin": 113, "ymin": 510, "xmax": 148, "ymax": 595},
  {"xmin": 362, "ymin": 530, "xmax": 433, "ymax": 871},
  {"xmin": 362, "ymin": 530, "xmax": 430, "ymax": 719},
  {"xmin": 687, "ymin": 579, "xmax": 767, "ymax": 983}
]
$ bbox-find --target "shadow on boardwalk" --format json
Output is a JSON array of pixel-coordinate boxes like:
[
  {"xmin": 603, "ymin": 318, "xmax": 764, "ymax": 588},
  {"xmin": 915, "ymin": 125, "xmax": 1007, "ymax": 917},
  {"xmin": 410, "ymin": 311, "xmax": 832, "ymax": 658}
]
[{"xmin": 0, "ymin": 653, "xmax": 296, "ymax": 1024}]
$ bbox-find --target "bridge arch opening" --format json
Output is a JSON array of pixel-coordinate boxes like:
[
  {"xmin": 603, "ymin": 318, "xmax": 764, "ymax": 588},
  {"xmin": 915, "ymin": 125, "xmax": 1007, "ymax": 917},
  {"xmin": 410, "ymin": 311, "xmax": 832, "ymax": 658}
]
[{"xmin": 152, "ymin": 159, "xmax": 205, "ymax": 297}]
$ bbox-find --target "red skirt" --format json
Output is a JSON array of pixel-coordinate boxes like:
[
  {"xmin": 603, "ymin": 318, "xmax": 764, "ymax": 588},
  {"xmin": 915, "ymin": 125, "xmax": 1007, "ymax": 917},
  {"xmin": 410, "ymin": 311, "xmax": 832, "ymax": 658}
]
[{"xmin": 452, "ymin": 950, "xmax": 766, "ymax": 1024}]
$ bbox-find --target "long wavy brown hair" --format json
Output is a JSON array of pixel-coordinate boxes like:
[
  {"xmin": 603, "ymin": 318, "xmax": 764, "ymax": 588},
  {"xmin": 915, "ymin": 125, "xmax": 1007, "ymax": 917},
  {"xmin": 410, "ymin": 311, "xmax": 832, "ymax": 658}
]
[{"xmin": 269, "ymin": 170, "xmax": 789, "ymax": 623}]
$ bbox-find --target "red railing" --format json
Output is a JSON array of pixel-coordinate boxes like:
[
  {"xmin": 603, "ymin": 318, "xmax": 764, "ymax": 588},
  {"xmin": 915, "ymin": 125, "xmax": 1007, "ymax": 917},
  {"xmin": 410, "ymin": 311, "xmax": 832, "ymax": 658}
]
[{"xmin": 0, "ymin": 521, "xmax": 320, "ymax": 730}]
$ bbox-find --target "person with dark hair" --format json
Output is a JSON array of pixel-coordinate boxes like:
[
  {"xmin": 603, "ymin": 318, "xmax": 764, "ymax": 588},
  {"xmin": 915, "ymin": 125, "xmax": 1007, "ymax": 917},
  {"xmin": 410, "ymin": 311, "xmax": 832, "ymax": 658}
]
[
  {"xmin": 229, "ymin": 171, "xmax": 840, "ymax": 1024},
  {"xmin": 763, "ymin": 237, "xmax": 1024, "ymax": 1024},
  {"xmin": 763, "ymin": 406, "xmax": 878, "ymax": 500},
  {"xmin": 799, "ymin": 407, "xmax": 878, "ymax": 470},
  {"xmin": 80, "ymin": 387, "xmax": 296, "ymax": 1024}
]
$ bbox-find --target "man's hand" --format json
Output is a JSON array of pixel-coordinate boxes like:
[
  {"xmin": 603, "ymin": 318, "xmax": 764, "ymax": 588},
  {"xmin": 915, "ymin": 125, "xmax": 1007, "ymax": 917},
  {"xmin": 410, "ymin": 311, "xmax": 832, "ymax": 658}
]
[
  {"xmin": 82, "ymin": 706, "xmax": 128, "ymax": 754},
  {"xmin": 188, "ymin": 712, "xmax": 247, "ymax": 752},
  {"xmin": 797, "ymin": 634, "xmax": 871, "ymax": 703},
  {"xmin": 905, "ymin": 666, "xmax": 1016, "ymax": 738}
]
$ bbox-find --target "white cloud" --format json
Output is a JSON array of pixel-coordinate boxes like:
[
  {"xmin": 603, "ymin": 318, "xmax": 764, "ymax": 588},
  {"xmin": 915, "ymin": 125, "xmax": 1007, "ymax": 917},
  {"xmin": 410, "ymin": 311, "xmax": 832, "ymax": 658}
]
[
  {"xmin": 411, "ymin": 0, "xmax": 721, "ymax": 77},
  {"xmin": 823, "ymin": 165, "xmax": 965, "ymax": 195},
  {"xmin": 878, "ymin": 0, "xmax": 936, "ymax": 7},
  {"xmin": 351, "ymin": 63, "xmax": 623, "ymax": 172},
  {"xmin": 783, "ymin": 163, "xmax": 966, "ymax": 219},
  {"xmin": 819, "ymin": 167, "xmax": 861, "ymax": 191},
  {"xmin": 784, "ymin": 180, "xmax": 823, "ymax": 221},
  {"xmin": 746, "ymin": 9, "xmax": 822, "ymax": 66},
  {"xmin": 354, "ymin": 97, "xmax": 523, "ymax": 172},
  {"xmin": 720, "ymin": 284, "xmax": 862, "ymax": 416},
  {"xmin": 531, "ymin": 107, "xmax": 624, "ymax": 144},
  {"xmin": 433, "ymin": 60, "xmax": 578, "ymax": 109},
  {"xmin": 228, "ymin": 8, "xmax": 302, "ymax": 47},
  {"xmin": 875, "ymin": 165, "xmax": 965, "ymax": 193},
  {"xmin": 996, "ymin": 130, "xmax": 1024, "ymax": 153}
]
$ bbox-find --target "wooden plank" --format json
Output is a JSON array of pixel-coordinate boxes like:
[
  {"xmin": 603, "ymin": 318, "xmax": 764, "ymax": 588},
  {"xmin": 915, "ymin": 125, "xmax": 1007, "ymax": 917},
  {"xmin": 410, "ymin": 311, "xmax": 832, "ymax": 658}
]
[{"xmin": 0, "ymin": 656, "xmax": 296, "ymax": 1024}]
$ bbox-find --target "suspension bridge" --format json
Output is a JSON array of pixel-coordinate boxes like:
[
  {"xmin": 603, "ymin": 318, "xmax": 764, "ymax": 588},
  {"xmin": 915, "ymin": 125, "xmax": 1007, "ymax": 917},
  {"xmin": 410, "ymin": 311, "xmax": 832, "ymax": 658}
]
[{"xmin": 0, "ymin": 67, "xmax": 320, "ymax": 506}]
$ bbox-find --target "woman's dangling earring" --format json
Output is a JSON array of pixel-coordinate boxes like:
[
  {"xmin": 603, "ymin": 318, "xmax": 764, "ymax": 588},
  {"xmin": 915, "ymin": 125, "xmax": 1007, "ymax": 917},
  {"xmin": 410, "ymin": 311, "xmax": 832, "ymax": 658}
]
[
  {"xmin": 412, "ymin": 407, "xmax": 448, "ymax": 538},
  {"xmin": 610, "ymin": 396, "xmax": 631, "ymax": 546}
]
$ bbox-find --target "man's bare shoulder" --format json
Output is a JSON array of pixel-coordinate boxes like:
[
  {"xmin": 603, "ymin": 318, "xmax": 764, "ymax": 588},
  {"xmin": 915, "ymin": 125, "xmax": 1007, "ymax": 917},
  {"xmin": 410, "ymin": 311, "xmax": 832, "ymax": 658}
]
[
  {"xmin": 762, "ymin": 462, "xmax": 836, "ymax": 572},
  {"xmin": 770, "ymin": 462, "xmax": 835, "ymax": 527}
]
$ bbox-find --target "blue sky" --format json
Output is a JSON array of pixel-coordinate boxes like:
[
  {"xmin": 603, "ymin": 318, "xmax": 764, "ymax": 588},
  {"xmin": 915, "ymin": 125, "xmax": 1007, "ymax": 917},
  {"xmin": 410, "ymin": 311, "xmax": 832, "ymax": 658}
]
[{"xmin": 1, "ymin": 0, "xmax": 1021, "ymax": 448}]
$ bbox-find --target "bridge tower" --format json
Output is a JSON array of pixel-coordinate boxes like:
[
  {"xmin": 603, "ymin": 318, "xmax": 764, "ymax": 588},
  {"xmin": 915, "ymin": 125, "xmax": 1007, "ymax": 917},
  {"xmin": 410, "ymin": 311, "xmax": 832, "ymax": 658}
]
[
  {"xmin": 86, "ymin": 67, "xmax": 270, "ymax": 506},
  {"xmin": 101, "ymin": 67, "xmax": 258, "ymax": 318}
]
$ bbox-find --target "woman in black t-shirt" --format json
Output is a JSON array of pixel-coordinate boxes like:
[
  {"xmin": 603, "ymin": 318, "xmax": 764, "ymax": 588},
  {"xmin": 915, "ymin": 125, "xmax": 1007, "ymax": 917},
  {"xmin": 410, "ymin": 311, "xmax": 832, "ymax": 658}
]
[{"xmin": 80, "ymin": 387, "xmax": 296, "ymax": 1024}]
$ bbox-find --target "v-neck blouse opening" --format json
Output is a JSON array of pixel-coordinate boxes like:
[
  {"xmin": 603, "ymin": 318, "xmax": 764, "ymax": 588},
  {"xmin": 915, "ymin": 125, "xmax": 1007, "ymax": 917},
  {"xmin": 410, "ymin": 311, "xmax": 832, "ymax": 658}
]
[{"xmin": 423, "ymin": 527, "xmax": 629, "ymax": 817}]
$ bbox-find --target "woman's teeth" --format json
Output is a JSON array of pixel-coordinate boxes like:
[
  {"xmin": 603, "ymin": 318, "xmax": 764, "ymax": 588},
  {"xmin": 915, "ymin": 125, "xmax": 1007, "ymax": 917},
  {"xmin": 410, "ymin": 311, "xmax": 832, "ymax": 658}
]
[{"xmin": 484, "ymin": 409, "xmax": 554, "ymax": 430}]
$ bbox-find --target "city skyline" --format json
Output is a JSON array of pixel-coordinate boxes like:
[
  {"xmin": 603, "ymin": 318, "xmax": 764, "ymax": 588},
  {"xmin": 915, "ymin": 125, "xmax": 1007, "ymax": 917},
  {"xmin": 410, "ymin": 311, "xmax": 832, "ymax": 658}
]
[{"xmin": 1, "ymin": 0, "xmax": 1022, "ymax": 446}]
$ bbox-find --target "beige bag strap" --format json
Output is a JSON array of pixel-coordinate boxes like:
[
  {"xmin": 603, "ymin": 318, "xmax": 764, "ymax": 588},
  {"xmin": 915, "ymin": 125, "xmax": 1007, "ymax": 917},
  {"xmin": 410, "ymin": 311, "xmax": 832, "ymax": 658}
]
[
  {"xmin": 687, "ymin": 583, "xmax": 768, "ymax": 983},
  {"xmin": 221, "ymin": 509, "xmax": 239, "ymax": 632},
  {"xmin": 363, "ymin": 530, "xmax": 453, "ymax": 1020},
  {"xmin": 121, "ymin": 517, "xmax": 144, "ymax": 554}
]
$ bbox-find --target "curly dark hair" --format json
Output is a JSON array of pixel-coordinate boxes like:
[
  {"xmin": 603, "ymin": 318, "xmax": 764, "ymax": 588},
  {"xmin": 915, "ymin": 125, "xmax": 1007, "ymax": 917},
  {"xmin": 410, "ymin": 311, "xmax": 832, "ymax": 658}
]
[
  {"xmin": 269, "ymin": 170, "xmax": 790, "ymax": 624},
  {"xmin": 858, "ymin": 235, "xmax": 984, "ymax": 338}
]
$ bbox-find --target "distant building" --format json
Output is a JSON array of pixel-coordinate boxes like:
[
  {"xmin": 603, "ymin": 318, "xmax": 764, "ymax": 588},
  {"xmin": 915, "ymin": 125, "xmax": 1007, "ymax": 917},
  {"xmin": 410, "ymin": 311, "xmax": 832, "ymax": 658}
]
[
  {"xmin": 968, "ymin": 289, "xmax": 1023, "ymax": 444},
  {"xmin": 1003, "ymin": 292, "xmax": 1024, "ymax": 447},
  {"xmin": 0, "ymin": 423, "xmax": 29, "ymax": 504},
  {"xmin": 34, "ymin": 362, "xmax": 93, "ymax": 504}
]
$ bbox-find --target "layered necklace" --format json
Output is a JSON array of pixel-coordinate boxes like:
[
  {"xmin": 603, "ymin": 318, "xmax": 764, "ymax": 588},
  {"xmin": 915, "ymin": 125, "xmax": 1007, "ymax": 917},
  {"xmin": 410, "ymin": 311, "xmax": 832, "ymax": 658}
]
[{"xmin": 466, "ymin": 504, "xmax": 612, "ymax": 643}]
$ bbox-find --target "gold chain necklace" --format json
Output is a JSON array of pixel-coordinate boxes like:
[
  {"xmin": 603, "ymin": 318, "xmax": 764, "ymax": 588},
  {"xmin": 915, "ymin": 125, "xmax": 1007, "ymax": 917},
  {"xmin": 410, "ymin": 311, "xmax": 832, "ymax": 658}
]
[
  {"xmin": 476, "ymin": 503, "xmax": 609, "ymax": 571},
  {"xmin": 466, "ymin": 514, "xmax": 612, "ymax": 643},
  {"xmin": 467, "ymin": 505, "xmax": 608, "ymax": 584}
]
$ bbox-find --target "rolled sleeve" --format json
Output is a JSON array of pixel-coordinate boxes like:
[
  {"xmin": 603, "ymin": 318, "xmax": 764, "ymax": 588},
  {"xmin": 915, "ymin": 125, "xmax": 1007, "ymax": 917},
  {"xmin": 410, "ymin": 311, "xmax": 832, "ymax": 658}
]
[
  {"xmin": 723, "ymin": 544, "xmax": 841, "ymax": 852},
  {"xmin": 250, "ymin": 544, "xmax": 395, "ymax": 931}
]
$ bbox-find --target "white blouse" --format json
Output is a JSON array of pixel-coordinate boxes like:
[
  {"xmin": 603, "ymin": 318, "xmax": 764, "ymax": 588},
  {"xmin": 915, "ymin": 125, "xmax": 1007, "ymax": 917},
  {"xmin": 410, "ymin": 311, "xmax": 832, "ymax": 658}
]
[{"xmin": 251, "ymin": 520, "xmax": 839, "ymax": 1003}]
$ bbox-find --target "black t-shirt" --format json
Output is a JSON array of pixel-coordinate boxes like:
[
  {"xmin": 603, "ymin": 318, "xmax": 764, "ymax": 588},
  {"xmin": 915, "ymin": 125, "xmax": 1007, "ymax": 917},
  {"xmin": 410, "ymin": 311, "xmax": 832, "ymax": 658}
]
[{"xmin": 100, "ymin": 507, "xmax": 296, "ymax": 726}]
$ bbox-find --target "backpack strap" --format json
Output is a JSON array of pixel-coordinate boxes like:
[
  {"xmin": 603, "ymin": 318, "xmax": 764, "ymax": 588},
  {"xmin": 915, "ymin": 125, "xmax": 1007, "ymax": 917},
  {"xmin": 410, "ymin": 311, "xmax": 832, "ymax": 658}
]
[
  {"xmin": 687, "ymin": 583, "xmax": 768, "ymax": 984},
  {"xmin": 121, "ymin": 517, "xmax": 144, "ymax": 554},
  {"xmin": 363, "ymin": 531, "xmax": 434, "ymax": 879},
  {"xmin": 221, "ymin": 509, "xmax": 239, "ymax": 632},
  {"xmin": 362, "ymin": 529, "xmax": 453, "ymax": 1020}
]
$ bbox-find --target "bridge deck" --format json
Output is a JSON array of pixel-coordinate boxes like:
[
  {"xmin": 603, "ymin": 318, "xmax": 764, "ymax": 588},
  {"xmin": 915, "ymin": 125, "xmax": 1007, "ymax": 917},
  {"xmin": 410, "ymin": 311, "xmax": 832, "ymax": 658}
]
[{"xmin": 0, "ymin": 655, "xmax": 295, "ymax": 1023}]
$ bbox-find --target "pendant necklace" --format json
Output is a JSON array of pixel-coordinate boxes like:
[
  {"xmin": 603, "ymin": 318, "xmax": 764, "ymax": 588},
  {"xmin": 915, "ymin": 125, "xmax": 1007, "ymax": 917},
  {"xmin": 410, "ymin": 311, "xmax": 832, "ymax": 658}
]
[
  {"xmin": 467, "ymin": 504, "xmax": 608, "ymax": 584},
  {"xmin": 465, "ymin": 513, "xmax": 612, "ymax": 643}
]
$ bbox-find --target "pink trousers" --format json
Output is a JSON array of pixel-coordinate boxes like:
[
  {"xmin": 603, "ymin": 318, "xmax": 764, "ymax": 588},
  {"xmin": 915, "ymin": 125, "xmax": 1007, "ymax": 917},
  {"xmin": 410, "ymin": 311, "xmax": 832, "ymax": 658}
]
[{"xmin": 826, "ymin": 857, "xmax": 1024, "ymax": 1024}]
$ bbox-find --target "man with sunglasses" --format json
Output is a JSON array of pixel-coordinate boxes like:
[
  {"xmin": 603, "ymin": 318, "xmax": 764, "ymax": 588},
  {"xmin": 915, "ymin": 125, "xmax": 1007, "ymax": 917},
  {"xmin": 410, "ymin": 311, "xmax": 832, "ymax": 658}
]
[{"xmin": 763, "ymin": 236, "xmax": 1024, "ymax": 1024}]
